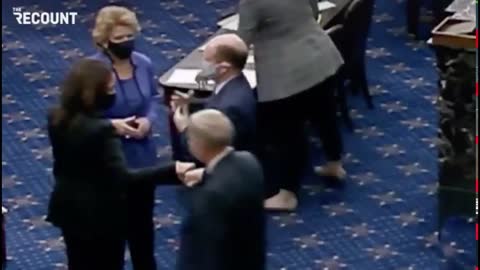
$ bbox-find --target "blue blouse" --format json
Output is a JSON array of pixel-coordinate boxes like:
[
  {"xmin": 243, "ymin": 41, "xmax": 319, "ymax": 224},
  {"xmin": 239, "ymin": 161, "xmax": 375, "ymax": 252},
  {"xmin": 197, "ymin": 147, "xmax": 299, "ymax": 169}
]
[{"xmin": 90, "ymin": 52, "xmax": 160, "ymax": 169}]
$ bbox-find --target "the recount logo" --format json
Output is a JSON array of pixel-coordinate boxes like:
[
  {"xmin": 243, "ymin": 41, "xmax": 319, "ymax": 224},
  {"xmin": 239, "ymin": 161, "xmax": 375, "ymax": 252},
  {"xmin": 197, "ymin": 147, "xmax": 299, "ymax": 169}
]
[{"xmin": 13, "ymin": 7, "xmax": 77, "ymax": 25}]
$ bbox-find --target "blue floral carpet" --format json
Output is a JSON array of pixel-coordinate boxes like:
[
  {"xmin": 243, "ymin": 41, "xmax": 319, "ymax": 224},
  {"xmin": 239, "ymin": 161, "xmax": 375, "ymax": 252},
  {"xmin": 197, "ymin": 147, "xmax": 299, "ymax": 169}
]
[{"xmin": 1, "ymin": 0, "xmax": 476, "ymax": 269}]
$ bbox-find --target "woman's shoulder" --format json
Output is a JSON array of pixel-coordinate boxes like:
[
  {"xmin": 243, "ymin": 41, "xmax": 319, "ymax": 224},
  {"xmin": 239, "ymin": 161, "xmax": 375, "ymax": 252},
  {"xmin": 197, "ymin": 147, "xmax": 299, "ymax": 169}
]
[
  {"xmin": 131, "ymin": 51, "xmax": 152, "ymax": 67},
  {"xmin": 50, "ymin": 114, "xmax": 114, "ymax": 141}
]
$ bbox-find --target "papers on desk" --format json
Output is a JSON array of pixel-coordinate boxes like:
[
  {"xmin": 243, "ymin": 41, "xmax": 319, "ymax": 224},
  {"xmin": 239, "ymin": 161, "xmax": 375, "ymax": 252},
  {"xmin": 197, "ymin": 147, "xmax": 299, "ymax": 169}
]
[
  {"xmin": 318, "ymin": 1, "xmax": 336, "ymax": 12},
  {"xmin": 246, "ymin": 55, "xmax": 254, "ymax": 64},
  {"xmin": 218, "ymin": 14, "xmax": 239, "ymax": 30},
  {"xmin": 166, "ymin": 68, "xmax": 257, "ymax": 88},
  {"xmin": 242, "ymin": 70, "xmax": 256, "ymax": 88},
  {"xmin": 446, "ymin": 0, "xmax": 475, "ymax": 13}
]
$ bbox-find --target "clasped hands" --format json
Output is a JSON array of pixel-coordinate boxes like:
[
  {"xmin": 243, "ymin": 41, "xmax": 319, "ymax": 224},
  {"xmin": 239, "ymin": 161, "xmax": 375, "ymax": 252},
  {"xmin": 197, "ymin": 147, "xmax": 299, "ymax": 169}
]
[
  {"xmin": 111, "ymin": 116, "xmax": 151, "ymax": 139},
  {"xmin": 175, "ymin": 161, "xmax": 205, "ymax": 187}
]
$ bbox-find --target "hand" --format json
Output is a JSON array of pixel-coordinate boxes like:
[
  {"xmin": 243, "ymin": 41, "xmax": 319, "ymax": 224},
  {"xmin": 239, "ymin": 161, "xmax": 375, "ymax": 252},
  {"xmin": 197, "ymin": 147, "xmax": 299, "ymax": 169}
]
[
  {"xmin": 183, "ymin": 168, "xmax": 205, "ymax": 187},
  {"xmin": 133, "ymin": 117, "xmax": 151, "ymax": 139},
  {"xmin": 175, "ymin": 161, "xmax": 196, "ymax": 180},
  {"xmin": 173, "ymin": 105, "xmax": 189, "ymax": 132},
  {"xmin": 111, "ymin": 117, "xmax": 140, "ymax": 137},
  {"xmin": 171, "ymin": 90, "xmax": 194, "ymax": 110}
]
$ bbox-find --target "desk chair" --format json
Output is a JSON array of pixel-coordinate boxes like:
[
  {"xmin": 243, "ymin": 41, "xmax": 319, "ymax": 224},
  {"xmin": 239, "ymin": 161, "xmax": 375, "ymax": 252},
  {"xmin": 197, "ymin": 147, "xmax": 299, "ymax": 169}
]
[
  {"xmin": 407, "ymin": 0, "xmax": 453, "ymax": 39},
  {"xmin": 342, "ymin": 0, "xmax": 374, "ymax": 109},
  {"xmin": 326, "ymin": 25, "xmax": 353, "ymax": 130}
]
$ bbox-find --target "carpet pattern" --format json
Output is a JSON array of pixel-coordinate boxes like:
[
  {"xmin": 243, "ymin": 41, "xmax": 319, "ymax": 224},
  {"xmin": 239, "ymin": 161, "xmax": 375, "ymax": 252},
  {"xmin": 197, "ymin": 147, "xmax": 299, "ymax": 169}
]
[{"xmin": 1, "ymin": 0, "xmax": 476, "ymax": 269}]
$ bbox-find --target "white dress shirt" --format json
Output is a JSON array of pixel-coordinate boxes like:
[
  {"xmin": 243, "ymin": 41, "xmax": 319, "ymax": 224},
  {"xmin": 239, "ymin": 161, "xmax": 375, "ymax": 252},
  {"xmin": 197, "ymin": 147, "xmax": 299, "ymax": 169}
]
[{"xmin": 213, "ymin": 74, "xmax": 239, "ymax": 95}]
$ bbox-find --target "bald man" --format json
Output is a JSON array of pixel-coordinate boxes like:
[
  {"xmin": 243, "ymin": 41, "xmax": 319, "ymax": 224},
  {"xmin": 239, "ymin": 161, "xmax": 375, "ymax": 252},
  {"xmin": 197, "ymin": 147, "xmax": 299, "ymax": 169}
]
[
  {"xmin": 176, "ymin": 109, "xmax": 265, "ymax": 270},
  {"xmin": 172, "ymin": 33, "xmax": 257, "ymax": 158}
]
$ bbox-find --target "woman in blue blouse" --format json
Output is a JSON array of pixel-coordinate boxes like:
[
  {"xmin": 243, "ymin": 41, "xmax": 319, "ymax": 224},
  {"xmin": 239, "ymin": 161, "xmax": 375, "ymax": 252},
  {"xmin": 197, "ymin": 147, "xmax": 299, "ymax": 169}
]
[{"xmin": 91, "ymin": 6, "xmax": 160, "ymax": 270}]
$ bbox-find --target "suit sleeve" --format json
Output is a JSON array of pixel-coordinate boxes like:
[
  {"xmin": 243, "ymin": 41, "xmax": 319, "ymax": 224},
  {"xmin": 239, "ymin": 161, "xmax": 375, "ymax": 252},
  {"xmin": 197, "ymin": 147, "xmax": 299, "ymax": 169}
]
[
  {"xmin": 144, "ymin": 61, "xmax": 161, "ymax": 126},
  {"xmin": 99, "ymin": 121, "xmax": 180, "ymax": 185},
  {"xmin": 187, "ymin": 189, "xmax": 227, "ymax": 270},
  {"xmin": 223, "ymin": 107, "xmax": 248, "ymax": 149},
  {"xmin": 237, "ymin": 0, "xmax": 260, "ymax": 45}
]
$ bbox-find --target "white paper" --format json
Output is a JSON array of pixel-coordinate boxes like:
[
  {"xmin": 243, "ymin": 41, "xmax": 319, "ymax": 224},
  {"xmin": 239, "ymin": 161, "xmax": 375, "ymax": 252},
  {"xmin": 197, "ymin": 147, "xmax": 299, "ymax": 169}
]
[
  {"xmin": 318, "ymin": 1, "xmax": 336, "ymax": 12},
  {"xmin": 218, "ymin": 14, "xmax": 238, "ymax": 27},
  {"xmin": 2, "ymin": 207, "xmax": 7, "ymax": 214},
  {"xmin": 247, "ymin": 55, "xmax": 254, "ymax": 64},
  {"xmin": 242, "ymin": 70, "xmax": 257, "ymax": 88},
  {"xmin": 218, "ymin": 14, "xmax": 239, "ymax": 30}
]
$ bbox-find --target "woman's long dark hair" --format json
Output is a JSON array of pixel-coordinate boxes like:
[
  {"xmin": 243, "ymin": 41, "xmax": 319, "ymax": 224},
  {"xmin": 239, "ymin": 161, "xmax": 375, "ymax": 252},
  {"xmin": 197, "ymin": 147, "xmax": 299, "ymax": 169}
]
[{"xmin": 50, "ymin": 58, "xmax": 112, "ymax": 126}]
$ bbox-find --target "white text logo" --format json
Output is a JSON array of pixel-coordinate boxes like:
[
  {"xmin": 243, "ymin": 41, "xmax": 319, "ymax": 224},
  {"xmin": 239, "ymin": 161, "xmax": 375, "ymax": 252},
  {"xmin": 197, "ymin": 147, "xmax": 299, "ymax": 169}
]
[{"xmin": 13, "ymin": 7, "xmax": 77, "ymax": 25}]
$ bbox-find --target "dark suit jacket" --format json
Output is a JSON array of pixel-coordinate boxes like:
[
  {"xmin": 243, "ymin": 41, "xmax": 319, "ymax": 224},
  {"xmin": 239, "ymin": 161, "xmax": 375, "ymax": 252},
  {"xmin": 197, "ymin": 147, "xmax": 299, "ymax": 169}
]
[
  {"xmin": 178, "ymin": 74, "xmax": 257, "ymax": 160},
  {"xmin": 206, "ymin": 74, "xmax": 257, "ymax": 153},
  {"xmin": 46, "ymin": 112, "xmax": 177, "ymax": 233},
  {"xmin": 177, "ymin": 151, "xmax": 265, "ymax": 270}
]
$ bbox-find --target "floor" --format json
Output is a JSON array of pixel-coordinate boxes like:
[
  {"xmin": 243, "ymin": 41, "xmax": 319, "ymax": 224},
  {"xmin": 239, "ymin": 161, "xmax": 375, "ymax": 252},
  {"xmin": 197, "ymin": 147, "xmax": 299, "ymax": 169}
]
[{"xmin": 1, "ymin": 0, "xmax": 476, "ymax": 269}]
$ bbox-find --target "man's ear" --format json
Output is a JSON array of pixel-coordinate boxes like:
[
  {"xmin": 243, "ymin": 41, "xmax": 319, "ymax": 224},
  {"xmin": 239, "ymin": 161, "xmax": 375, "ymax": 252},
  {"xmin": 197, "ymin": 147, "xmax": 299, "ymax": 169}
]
[{"xmin": 219, "ymin": 62, "xmax": 232, "ymax": 69}]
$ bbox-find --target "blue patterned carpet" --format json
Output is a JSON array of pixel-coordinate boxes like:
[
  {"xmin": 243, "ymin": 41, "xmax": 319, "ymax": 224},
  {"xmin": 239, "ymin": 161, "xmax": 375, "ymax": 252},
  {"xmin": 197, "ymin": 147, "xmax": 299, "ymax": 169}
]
[{"xmin": 1, "ymin": 0, "xmax": 476, "ymax": 269}]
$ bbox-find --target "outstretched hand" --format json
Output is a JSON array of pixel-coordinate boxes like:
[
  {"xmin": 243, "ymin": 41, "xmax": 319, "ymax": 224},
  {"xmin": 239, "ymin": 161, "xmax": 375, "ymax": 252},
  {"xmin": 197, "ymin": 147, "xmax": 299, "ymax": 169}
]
[
  {"xmin": 175, "ymin": 161, "xmax": 196, "ymax": 181},
  {"xmin": 183, "ymin": 168, "xmax": 205, "ymax": 187}
]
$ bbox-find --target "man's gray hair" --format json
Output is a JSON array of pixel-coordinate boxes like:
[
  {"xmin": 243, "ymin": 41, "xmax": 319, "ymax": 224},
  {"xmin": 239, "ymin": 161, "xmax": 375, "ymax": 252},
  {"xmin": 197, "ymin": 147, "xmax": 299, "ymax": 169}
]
[{"xmin": 187, "ymin": 109, "xmax": 235, "ymax": 149}]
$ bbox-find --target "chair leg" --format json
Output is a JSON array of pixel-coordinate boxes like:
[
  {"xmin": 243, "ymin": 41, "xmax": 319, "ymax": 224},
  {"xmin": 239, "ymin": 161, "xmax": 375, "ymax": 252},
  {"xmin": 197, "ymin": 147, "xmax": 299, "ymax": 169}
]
[
  {"xmin": 337, "ymin": 82, "xmax": 353, "ymax": 131},
  {"xmin": 406, "ymin": 0, "xmax": 420, "ymax": 38},
  {"xmin": 358, "ymin": 63, "xmax": 374, "ymax": 109}
]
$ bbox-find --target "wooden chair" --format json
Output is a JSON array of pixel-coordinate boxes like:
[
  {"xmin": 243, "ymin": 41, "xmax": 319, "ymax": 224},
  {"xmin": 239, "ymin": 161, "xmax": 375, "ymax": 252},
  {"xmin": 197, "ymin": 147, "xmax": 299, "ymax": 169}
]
[
  {"xmin": 342, "ymin": 0, "xmax": 375, "ymax": 109},
  {"xmin": 326, "ymin": 25, "xmax": 354, "ymax": 131}
]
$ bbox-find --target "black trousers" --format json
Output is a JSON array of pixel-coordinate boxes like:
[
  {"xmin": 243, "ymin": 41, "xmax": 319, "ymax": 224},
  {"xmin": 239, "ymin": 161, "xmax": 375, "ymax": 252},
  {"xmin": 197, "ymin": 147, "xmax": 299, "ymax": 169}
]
[
  {"xmin": 257, "ymin": 76, "xmax": 343, "ymax": 198},
  {"xmin": 62, "ymin": 228, "xmax": 125, "ymax": 270},
  {"xmin": 127, "ymin": 183, "xmax": 157, "ymax": 270}
]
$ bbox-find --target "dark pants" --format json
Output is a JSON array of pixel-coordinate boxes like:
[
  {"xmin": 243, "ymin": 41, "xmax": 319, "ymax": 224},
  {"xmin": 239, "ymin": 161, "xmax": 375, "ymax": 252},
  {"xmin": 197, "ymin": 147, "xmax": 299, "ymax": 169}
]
[
  {"xmin": 258, "ymin": 76, "xmax": 343, "ymax": 198},
  {"xmin": 62, "ymin": 228, "xmax": 125, "ymax": 270},
  {"xmin": 127, "ymin": 183, "xmax": 157, "ymax": 270}
]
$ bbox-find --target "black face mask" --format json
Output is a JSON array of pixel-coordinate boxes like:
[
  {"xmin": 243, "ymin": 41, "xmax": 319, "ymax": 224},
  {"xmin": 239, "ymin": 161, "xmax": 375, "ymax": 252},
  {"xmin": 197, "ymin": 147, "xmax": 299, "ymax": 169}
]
[
  {"xmin": 108, "ymin": 39, "xmax": 135, "ymax": 59},
  {"xmin": 96, "ymin": 93, "xmax": 116, "ymax": 110}
]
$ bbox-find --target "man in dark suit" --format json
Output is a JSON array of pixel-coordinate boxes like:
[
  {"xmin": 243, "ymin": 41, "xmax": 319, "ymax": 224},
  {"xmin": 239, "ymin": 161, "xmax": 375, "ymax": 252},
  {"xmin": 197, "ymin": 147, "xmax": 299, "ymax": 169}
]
[
  {"xmin": 172, "ymin": 33, "xmax": 257, "ymax": 156},
  {"xmin": 176, "ymin": 109, "xmax": 265, "ymax": 270}
]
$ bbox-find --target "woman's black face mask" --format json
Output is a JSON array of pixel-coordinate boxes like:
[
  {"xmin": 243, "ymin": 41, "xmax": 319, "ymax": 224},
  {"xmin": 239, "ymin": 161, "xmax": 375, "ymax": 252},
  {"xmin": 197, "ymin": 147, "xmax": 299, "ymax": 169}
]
[{"xmin": 108, "ymin": 39, "xmax": 135, "ymax": 60}]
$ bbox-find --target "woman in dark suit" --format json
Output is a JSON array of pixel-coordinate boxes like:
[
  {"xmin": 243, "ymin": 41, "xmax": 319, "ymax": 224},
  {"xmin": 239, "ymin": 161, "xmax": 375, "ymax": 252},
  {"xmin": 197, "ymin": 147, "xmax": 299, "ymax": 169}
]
[{"xmin": 46, "ymin": 59, "xmax": 194, "ymax": 270}]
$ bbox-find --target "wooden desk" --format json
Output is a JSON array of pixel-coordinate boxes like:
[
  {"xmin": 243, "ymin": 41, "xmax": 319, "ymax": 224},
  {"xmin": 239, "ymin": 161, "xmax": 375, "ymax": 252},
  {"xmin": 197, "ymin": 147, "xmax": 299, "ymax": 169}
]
[
  {"xmin": 427, "ymin": 3, "xmax": 476, "ymax": 234},
  {"xmin": 158, "ymin": 0, "xmax": 352, "ymax": 159}
]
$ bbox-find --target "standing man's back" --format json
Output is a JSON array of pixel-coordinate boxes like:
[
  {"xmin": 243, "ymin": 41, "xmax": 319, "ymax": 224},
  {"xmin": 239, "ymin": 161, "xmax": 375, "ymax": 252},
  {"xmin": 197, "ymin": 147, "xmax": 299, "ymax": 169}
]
[{"xmin": 176, "ymin": 109, "xmax": 265, "ymax": 270}]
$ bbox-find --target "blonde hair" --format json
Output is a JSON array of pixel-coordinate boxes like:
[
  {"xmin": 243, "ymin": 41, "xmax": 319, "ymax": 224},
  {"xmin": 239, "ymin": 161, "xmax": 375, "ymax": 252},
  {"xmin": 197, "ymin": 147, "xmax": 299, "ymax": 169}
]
[{"xmin": 92, "ymin": 6, "xmax": 141, "ymax": 46}]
